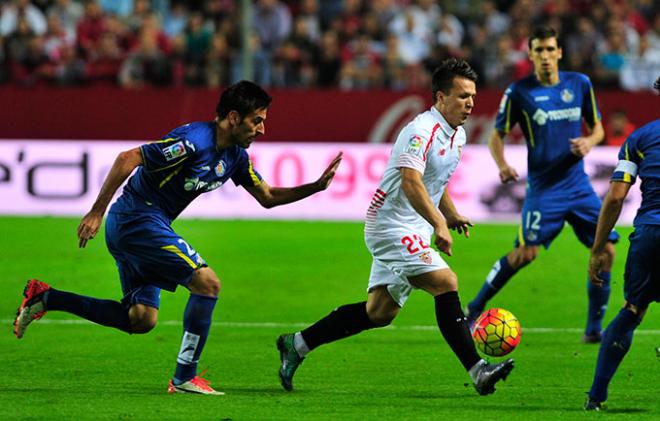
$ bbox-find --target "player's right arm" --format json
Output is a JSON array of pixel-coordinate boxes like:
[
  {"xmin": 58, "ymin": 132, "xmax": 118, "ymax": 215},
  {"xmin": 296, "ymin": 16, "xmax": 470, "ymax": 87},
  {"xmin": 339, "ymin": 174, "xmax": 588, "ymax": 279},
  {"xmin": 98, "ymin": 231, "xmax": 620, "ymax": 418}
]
[
  {"xmin": 488, "ymin": 129, "xmax": 519, "ymax": 183},
  {"xmin": 77, "ymin": 147, "xmax": 143, "ymax": 248},
  {"xmin": 400, "ymin": 167, "xmax": 453, "ymax": 256}
]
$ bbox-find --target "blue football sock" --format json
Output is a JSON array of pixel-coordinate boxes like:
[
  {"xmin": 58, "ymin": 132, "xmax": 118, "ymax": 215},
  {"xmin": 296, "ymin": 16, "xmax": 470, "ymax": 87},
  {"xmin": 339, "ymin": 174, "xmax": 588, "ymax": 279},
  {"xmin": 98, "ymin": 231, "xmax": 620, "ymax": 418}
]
[
  {"xmin": 585, "ymin": 272, "xmax": 611, "ymax": 335},
  {"xmin": 174, "ymin": 294, "xmax": 217, "ymax": 384},
  {"xmin": 589, "ymin": 308, "xmax": 640, "ymax": 402},
  {"xmin": 44, "ymin": 289, "xmax": 131, "ymax": 332},
  {"xmin": 468, "ymin": 256, "xmax": 518, "ymax": 316}
]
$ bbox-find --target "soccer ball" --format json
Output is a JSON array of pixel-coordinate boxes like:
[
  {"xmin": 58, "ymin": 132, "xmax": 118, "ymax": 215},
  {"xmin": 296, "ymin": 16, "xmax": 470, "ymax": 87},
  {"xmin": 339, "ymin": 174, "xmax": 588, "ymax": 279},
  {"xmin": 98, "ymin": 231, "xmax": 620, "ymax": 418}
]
[{"xmin": 472, "ymin": 308, "xmax": 521, "ymax": 357}]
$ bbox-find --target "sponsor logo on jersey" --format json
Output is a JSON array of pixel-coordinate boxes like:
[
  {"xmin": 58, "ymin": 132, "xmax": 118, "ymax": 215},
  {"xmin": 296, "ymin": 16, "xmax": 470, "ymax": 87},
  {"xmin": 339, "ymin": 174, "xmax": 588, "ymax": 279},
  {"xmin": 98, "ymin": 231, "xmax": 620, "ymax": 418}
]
[
  {"xmin": 534, "ymin": 95, "xmax": 550, "ymax": 102},
  {"xmin": 419, "ymin": 251, "xmax": 433, "ymax": 264},
  {"xmin": 184, "ymin": 177, "xmax": 199, "ymax": 191},
  {"xmin": 215, "ymin": 160, "xmax": 226, "ymax": 177},
  {"xmin": 184, "ymin": 177, "xmax": 224, "ymax": 192},
  {"xmin": 200, "ymin": 165, "xmax": 211, "ymax": 171},
  {"xmin": 405, "ymin": 135, "xmax": 424, "ymax": 154},
  {"xmin": 439, "ymin": 148, "xmax": 446, "ymax": 156},
  {"xmin": 163, "ymin": 141, "xmax": 187, "ymax": 161},
  {"xmin": 561, "ymin": 88, "xmax": 574, "ymax": 103},
  {"xmin": 532, "ymin": 107, "xmax": 581, "ymax": 125}
]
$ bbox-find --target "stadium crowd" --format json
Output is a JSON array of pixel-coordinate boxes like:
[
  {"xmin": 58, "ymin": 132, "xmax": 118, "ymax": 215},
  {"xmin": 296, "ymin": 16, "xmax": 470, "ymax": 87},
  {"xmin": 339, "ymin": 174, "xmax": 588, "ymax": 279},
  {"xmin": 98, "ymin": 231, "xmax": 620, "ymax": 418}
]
[{"xmin": 0, "ymin": 0, "xmax": 658, "ymax": 91}]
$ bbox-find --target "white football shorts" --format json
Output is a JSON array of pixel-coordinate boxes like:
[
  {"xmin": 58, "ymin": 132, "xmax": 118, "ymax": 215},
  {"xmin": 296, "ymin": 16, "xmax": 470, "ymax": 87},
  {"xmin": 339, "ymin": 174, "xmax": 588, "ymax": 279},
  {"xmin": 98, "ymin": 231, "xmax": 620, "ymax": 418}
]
[{"xmin": 364, "ymin": 230, "xmax": 449, "ymax": 307}]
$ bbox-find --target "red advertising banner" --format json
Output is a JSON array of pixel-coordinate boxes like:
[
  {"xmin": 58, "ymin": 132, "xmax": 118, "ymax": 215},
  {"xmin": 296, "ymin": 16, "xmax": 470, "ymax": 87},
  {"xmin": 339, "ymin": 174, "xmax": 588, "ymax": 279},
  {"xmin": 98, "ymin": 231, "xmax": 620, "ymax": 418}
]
[{"xmin": 0, "ymin": 87, "xmax": 657, "ymax": 143}]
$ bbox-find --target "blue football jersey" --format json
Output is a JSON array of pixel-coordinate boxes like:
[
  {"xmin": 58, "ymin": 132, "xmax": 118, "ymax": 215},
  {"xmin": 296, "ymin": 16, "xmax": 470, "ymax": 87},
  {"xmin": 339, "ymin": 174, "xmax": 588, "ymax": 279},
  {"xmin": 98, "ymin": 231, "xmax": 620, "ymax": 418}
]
[
  {"xmin": 612, "ymin": 119, "xmax": 660, "ymax": 227},
  {"xmin": 495, "ymin": 71, "xmax": 601, "ymax": 191},
  {"xmin": 111, "ymin": 121, "xmax": 263, "ymax": 220}
]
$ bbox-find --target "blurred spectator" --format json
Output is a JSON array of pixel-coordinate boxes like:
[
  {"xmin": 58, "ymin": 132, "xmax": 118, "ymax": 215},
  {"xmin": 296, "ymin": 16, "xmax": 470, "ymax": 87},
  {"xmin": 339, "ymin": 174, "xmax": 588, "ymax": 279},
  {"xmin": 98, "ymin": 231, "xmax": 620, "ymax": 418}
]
[
  {"xmin": 204, "ymin": 32, "xmax": 231, "ymax": 88},
  {"xmin": 478, "ymin": 0, "xmax": 509, "ymax": 38},
  {"xmin": 436, "ymin": 12, "xmax": 465, "ymax": 55},
  {"xmin": 392, "ymin": 10, "xmax": 430, "ymax": 65},
  {"xmin": 47, "ymin": 0, "xmax": 84, "ymax": 37},
  {"xmin": 0, "ymin": 0, "xmax": 47, "ymax": 37},
  {"xmin": 87, "ymin": 31, "xmax": 124, "ymax": 85},
  {"xmin": 382, "ymin": 32, "xmax": 407, "ymax": 90},
  {"xmin": 620, "ymin": 32, "xmax": 660, "ymax": 92},
  {"xmin": 252, "ymin": 0, "xmax": 292, "ymax": 52},
  {"xmin": 77, "ymin": 1, "xmax": 106, "ymax": 59},
  {"xmin": 296, "ymin": 0, "xmax": 321, "ymax": 42},
  {"xmin": 119, "ymin": 30, "xmax": 171, "ymax": 88},
  {"xmin": 595, "ymin": 26, "xmax": 628, "ymax": 88},
  {"xmin": 604, "ymin": 109, "xmax": 636, "ymax": 146},
  {"xmin": 565, "ymin": 17, "xmax": 600, "ymax": 75},
  {"xmin": 43, "ymin": 14, "xmax": 76, "ymax": 63},
  {"xmin": 162, "ymin": 2, "xmax": 189, "ymax": 38},
  {"xmin": 14, "ymin": 35, "xmax": 53, "ymax": 86},
  {"xmin": 314, "ymin": 30, "xmax": 341, "ymax": 87},
  {"xmin": 6, "ymin": 17, "xmax": 34, "ymax": 63},
  {"xmin": 183, "ymin": 11, "xmax": 211, "ymax": 85},
  {"xmin": 339, "ymin": 32, "xmax": 382, "ymax": 90},
  {"xmin": 53, "ymin": 44, "xmax": 87, "ymax": 86}
]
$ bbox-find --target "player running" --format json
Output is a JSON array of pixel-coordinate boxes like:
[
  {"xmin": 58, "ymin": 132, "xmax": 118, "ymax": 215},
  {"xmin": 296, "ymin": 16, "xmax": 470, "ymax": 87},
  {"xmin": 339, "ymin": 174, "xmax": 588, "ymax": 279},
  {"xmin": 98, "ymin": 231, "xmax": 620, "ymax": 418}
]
[
  {"xmin": 584, "ymin": 77, "xmax": 660, "ymax": 411},
  {"xmin": 276, "ymin": 58, "xmax": 514, "ymax": 395},
  {"xmin": 14, "ymin": 81, "xmax": 343, "ymax": 395},
  {"xmin": 465, "ymin": 26, "xmax": 618, "ymax": 343}
]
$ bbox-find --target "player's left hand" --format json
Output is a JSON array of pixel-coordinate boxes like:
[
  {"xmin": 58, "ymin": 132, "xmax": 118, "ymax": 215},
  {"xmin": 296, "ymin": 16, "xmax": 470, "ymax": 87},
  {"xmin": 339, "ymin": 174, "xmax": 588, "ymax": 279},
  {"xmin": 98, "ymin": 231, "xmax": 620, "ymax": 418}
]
[
  {"xmin": 77, "ymin": 210, "xmax": 103, "ymax": 248},
  {"xmin": 588, "ymin": 252, "xmax": 606, "ymax": 286},
  {"xmin": 445, "ymin": 214, "xmax": 473, "ymax": 238},
  {"xmin": 315, "ymin": 152, "xmax": 343, "ymax": 191},
  {"xmin": 570, "ymin": 137, "xmax": 594, "ymax": 158}
]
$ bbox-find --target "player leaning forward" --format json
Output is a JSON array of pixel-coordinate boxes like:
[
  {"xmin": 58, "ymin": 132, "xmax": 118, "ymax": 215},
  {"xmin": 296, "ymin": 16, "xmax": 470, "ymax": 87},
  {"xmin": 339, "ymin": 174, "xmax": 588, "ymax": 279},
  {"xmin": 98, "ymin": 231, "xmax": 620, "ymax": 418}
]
[
  {"xmin": 13, "ymin": 81, "xmax": 342, "ymax": 395},
  {"xmin": 277, "ymin": 58, "xmax": 514, "ymax": 395}
]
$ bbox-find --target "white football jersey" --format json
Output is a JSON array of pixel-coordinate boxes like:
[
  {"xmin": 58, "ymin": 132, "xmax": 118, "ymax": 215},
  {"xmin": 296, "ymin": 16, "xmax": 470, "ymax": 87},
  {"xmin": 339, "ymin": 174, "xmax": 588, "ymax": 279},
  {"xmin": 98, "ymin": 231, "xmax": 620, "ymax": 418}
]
[{"xmin": 365, "ymin": 106, "xmax": 466, "ymax": 237}]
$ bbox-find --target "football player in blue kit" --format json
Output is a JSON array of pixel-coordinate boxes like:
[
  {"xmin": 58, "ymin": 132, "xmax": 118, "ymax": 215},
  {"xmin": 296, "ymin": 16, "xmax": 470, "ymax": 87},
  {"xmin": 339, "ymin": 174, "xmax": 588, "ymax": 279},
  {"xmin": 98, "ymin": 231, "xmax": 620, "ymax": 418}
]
[
  {"xmin": 13, "ymin": 81, "xmax": 343, "ymax": 395},
  {"xmin": 465, "ymin": 26, "xmax": 618, "ymax": 343},
  {"xmin": 584, "ymin": 77, "xmax": 660, "ymax": 411}
]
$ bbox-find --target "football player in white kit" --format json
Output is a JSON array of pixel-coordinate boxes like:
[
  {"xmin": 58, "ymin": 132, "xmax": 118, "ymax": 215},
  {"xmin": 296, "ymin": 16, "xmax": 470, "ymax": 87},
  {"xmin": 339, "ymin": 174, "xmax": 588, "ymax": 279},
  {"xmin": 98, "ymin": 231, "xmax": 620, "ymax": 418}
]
[{"xmin": 277, "ymin": 58, "xmax": 515, "ymax": 395}]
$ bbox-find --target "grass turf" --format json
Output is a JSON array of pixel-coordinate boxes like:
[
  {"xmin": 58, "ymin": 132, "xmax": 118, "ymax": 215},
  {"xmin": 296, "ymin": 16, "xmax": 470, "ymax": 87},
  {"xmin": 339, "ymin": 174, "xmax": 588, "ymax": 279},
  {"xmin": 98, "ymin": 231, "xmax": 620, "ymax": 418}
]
[{"xmin": 0, "ymin": 217, "xmax": 658, "ymax": 420}]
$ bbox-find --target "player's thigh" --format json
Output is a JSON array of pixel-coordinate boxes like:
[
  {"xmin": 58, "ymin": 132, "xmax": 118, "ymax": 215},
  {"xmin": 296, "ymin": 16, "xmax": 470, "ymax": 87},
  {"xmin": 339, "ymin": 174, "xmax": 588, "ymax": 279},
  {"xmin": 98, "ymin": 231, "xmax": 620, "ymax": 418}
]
[
  {"xmin": 408, "ymin": 268, "xmax": 458, "ymax": 296},
  {"xmin": 365, "ymin": 231, "xmax": 448, "ymax": 307},
  {"xmin": 515, "ymin": 193, "xmax": 565, "ymax": 248},
  {"xmin": 566, "ymin": 190, "xmax": 620, "ymax": 247},
  {"xmin": 623, "ymin": 225, "xmax": 660, "ymax": 308},
  {"xmin": 109, "ymin": 213, "xmax": 207, "ymax": 292}
]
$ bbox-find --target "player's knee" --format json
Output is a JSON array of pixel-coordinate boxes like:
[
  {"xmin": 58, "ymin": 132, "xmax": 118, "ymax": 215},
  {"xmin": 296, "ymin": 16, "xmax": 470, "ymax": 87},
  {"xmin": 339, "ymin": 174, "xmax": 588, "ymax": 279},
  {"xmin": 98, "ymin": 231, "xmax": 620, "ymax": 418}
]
[
  {"xmin": 624, "ymin": 302, "xmax": 647, "ymax": 320},
  {"xmin": 129, "ymin": 310, "xmax": 158, "ymax": 334},
  {"xmin": 513, "ymin": 247, "xmax": 538, "ymax": 266},
  {"xmin": 189, "ymin": 268, "xmax": 221, "ymax": 297},
  {"xmin": 367, "ymin": 307, "xmax": 398, "ymax": 326}
]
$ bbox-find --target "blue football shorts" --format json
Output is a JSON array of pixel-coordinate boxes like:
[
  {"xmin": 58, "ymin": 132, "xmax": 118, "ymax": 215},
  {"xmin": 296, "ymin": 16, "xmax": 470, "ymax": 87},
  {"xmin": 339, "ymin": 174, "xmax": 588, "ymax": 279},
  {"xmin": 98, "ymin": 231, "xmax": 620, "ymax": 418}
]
[
  {"xmin": 514, "ymin": 186, "xmax": 619, "ymax": 248},
  {"xmin": 623, "ymin": 225, "xmax": 660, "ymax": 307},
  {"xmin": 105, "ymin": 211, "xmax": 207, "ymax": 309}
]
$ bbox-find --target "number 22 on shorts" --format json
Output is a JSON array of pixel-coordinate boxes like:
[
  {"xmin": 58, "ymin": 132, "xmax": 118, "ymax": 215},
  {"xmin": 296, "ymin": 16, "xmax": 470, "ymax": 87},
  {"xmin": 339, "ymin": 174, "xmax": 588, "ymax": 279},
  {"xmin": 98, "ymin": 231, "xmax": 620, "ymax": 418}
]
[{"xmin": 401, "ymin": 234, "xmax": 429, "ymax": 254}]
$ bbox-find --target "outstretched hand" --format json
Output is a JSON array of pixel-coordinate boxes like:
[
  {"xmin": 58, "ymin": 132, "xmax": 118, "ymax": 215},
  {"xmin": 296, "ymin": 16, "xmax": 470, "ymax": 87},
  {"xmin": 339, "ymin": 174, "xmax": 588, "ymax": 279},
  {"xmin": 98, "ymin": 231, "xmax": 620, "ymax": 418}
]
[
  {"xmin": 315, "ymin": 152, "xmax": 343, "ymax": 191},
  {"xmin": 77, "ymin": 211, "xmax": 103, "ymax": 248},
  {"xmin": 445, "ymin": 214, "xmax": 473, "ymax": 238}
]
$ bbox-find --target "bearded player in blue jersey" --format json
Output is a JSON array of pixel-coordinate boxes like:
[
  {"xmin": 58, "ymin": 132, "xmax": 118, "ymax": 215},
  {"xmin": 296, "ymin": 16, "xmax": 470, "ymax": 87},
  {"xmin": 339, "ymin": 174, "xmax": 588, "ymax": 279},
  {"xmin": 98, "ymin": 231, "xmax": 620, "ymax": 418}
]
[
  {"xmin": 13, "ymin": 81, "xmax": 343, "ymax": 395},
  {"xmin": 584, "ymin": 77, "xmax": 660, "ymax": 411},
  {"xmin": 465, "ymin": 26, "xmax": 618, "ymax": 343}
]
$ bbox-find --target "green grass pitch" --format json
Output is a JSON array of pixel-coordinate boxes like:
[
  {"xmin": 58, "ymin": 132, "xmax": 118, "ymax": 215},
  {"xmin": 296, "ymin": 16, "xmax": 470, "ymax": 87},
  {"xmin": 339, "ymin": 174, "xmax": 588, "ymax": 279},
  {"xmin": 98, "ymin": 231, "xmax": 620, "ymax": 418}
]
[{"xmin": 0, "ymin": 217, "xmax": 658, "ymax": 420}]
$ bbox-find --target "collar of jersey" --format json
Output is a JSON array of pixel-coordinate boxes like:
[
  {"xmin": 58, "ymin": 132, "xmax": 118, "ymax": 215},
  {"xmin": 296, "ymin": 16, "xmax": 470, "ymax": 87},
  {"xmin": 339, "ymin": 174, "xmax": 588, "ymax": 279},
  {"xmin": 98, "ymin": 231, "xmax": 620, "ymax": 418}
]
[{"xmin": 430, "ymin": 106, "xmax": 457, "ymax": 138}]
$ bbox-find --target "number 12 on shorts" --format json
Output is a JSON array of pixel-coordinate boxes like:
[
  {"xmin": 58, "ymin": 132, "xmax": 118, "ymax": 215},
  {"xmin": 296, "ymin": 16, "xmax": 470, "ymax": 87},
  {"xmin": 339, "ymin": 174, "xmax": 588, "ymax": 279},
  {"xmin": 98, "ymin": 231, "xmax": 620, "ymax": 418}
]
[
  {"xmin": 401, "ymin": 234, "xmax": 430, "ymax": 254},
  {"xmin": 525, "ymin": 210, "xmax": 542, "ymax": 230}
]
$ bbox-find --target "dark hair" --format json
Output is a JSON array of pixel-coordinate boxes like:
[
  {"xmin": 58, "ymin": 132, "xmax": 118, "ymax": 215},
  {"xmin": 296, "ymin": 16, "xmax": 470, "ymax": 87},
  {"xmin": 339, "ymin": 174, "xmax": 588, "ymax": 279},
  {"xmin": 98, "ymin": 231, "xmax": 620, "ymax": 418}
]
[
  {"xmin": 654, "ymin": 76, "xmax": 660, "ymax": 93},
  {"xmin": 528, "ymin": 26, "xmax": 558, "ymax": 50},
  {"xmin": 216, "ymin": 80, "xmax": 272, "ymax": 120},
  {"xmin": 431, "ymin": 58, "xmax": 478, "ymax": 98}
]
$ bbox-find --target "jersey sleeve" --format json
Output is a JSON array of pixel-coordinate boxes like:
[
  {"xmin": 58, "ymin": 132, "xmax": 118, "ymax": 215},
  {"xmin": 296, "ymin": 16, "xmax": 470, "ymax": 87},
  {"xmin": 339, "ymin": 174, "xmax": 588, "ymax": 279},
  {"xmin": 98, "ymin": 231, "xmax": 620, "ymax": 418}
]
[
  {"xmin": 140, "ymin": 136, "xmax": 196, "ymax": 172},
  {"xmin": 395, "ymin": 125, "xmax": 434, "ymax": 174},
  {"xmin": 580, "ymin": 75, "xmax": 601, "ymax": 128},
  {"xmin": 231, "ymin": 150, "xmax": 263, "ymax": 187},
  {"xmin": 611, "ymin": 130, "xmax": 642, "ymax": 185},
  {"xmin": 494, "ymin": 84, "xmax": 519, "ymax": 135}
]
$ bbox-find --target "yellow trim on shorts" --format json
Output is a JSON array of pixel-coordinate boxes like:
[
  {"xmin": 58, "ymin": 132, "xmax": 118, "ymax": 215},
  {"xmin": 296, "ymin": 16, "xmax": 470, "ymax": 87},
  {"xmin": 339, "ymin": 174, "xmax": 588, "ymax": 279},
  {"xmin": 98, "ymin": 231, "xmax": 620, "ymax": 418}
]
[
  {"xmin": 518, "ymin": 225, "xmax": 526, "ymax": 246},
  {"xmin": 161, "ymin": 245, "xmax": 198, "ymax": 269}
]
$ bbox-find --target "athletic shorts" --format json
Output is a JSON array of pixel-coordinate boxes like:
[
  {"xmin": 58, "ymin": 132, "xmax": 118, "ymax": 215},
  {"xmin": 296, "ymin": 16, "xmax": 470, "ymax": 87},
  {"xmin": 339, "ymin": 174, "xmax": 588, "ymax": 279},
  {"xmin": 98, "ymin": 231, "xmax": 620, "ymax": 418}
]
[
  {"xmin": 105, "ymin": 211, "xmax": 207, "ymax": 309},
  {"xmin": 623, "ymin": 225, "xmax": 660, "ymax": 307},
  {"xmin": 515, "ymin": 186, "xmax": 619, "ymax": 248},
  {"xmin": 364, "ymin": 230, "xmax": 448, "ymax": 307}
]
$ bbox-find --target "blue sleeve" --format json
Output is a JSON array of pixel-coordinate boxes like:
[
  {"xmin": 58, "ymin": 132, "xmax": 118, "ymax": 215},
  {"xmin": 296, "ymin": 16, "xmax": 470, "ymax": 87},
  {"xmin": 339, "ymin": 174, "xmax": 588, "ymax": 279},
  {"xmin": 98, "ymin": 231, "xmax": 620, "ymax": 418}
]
[
  {"xmin": 580, "ymin": 75, "xmax": 601, "ymax": 128},
  {"xmin": 231, "ymin": 150, "xmax": 263, "ymax": 187},
  {"xmin": 494, "ymin": 84, "xmax": 519, "ymax": 135},
  {"xmin": 611, "ymin": 130, "xmax": 642, "ymax": 185},
  {"xmin": 140, "ymin": 128, "xmax": 197, "ymax": 172}
]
